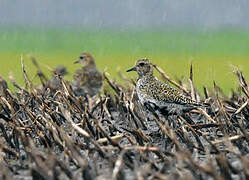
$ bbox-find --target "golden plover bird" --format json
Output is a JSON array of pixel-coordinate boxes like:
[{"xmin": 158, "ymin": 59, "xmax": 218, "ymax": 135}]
[
  {"xmin": 0, "ymin": 76, "xmax": 8, "ymax": 98},
  {"xmin": 46, "ymin": 65, "xmax": 68, "ymax": 92},
  {"xmin": 127, "ymin": 58, "xmax": 206, "ymax": 117},
  {"xmin": 72, "ymin": 53, "xmax": 103, "ymax": 97}
]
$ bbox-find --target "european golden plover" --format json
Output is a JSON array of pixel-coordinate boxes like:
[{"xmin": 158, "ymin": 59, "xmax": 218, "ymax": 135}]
[
  {"xmin": 72, "ymin": 53, "xmax": 103, "ymax": 97},
  {"xmin": 127, "ymin": 58, "xmax": 206, "ymax": 117}
]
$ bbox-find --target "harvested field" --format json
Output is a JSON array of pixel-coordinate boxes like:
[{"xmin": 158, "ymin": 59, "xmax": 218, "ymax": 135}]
[{"xmin": 0, "ymin": 60, "xmax": 249, "ymax": 180}]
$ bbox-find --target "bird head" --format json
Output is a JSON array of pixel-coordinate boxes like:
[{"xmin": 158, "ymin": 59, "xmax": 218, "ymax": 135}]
[
  {"xmin": 53, "ymin": 65, "xmax": 68, "ymax": 76},
  {"xmin": 74, "ymin": 53, "xmax": 96, "ymax": 67},
  {"xmin": 126, "ymin": 58, "xmax": 153, "ymax": 77}
]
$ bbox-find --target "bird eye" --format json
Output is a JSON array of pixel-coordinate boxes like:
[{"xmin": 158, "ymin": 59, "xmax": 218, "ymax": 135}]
[
  {"xmin": 139, "ymin": 63, "xmax": 145, "ymax": 66},
  {"xmin": 80, "ymin": 56, "xmax": 84, "ymax": 59}
]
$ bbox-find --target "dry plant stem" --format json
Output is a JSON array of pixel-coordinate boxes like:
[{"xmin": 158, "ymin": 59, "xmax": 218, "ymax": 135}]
[
  {"xmin": 9, "ymin": 73, "xmax": 29, "ymax": 94},
  {"xmin": 212, "ymin": 135, "xmax": 244, "ymax": 145},
  {"xmin": 112, "ymin": 150, "xmax": 125, "ymax": 180},
  {"xmin": 31, "ymin": 56, "xmax": 48, "ymax": 85},
  {"xmin": 189, "ymin": 62, "xmax": 196, "ymax": 101},
  {"xmin": 213, "ymin": 81, "xmax": 232, "ymax": 131},
  {"xmin": 234, "ymin": 100, "xmax": 248, "ymax": 115},
  {"xmin": 153, "ymin": 64, "xmax": 189, "ymax": 95},
  {"xmin": 0, "ymin": 97, "xmax": 26, "ymax": 127},
  {"xmin": 236, "ymin": 70, "xmax": 249, "ymax": 98},
  {"xmin": 59, "ymin": 104, "xmax": 108, "ymax": 159},
  {"xmin": 21, "ymin": 56, "xmax": 33, "ymax": 90},
  {"xmin": 103, "ymin": 72, "xmax": 121, "ymax": 95},
  {"xmin": 97, "ymin": 134, "xmax": 125, "ymax": 144},
  {"xmin": 187, "ymin": 123, "xmax": 220, "ymax": 129},
  {"xmin": 96, "ymin": 121, "xmax": 122, "ymax": 149},
  {"xmin": 203, "ymin": 86, "xmax": 209, "ymax": 99},
  {"xmin": 179, "ymin": 116, "xmax": 204, "ymax": 147},
  {"xmin": 198, "ymin": 108, "xmax": 216, "ymax": 123},
  {"xmin": 234, "ymin": 118, "xmax": 249, "ymax": 143},
  {"xmin": 103, "ymin": 97, "xmax": 112, "ymax": 119}
]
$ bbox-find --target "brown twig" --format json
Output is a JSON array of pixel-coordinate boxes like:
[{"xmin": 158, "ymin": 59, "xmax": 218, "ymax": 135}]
[
  {"xmin": 21, "ymin": 55, "xmax": 32, "ymax": 90},
  {"xmin": 153, "ymin": 64, "xmax": 189, "ymax": 95}
]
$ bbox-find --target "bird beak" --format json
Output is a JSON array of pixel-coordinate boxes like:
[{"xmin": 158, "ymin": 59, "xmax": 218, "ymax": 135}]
[
  {"xmin": 126, "ymin": 66, "xmax": 136, "ymax": 72},
  {"xmin": 74, "ymin": 59, "xmax": 80, "ymax": 64}
]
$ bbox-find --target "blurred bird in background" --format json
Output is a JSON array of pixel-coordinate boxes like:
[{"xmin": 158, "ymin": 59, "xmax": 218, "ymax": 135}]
[
  {"xmin": 46, "ymin": 65, "xmax": 68, "ymax": 92},
  {"xmin": 72, "ymin": 53, "xmax": 103, "ymax": 97}
]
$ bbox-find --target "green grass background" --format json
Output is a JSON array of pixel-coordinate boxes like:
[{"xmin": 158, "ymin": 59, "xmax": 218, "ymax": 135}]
[{"xmin": 0, "ymin": 27, "xmax": 249, "ymax": 94}]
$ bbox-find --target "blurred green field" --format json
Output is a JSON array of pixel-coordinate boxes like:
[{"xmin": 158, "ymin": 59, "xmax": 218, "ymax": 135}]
[{"xmin": 0, "ymin": 27, "xmax": 249, "ymax": 94}]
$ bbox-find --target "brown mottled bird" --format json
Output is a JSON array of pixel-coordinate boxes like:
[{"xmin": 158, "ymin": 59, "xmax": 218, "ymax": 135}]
[
  {"xmin": 127, "ymin": 58, "xmax": 207, "ymax": 117},
  {"xmin": 0, "ymin": 76, "xmax": 8, "ymax": 98},
  {"xmin": 72, "ymin": 53, "xmax": 103, "ymax": 97},
  {"xmin": 46, "ymin": 65, "xmax": 68, "ymax": 92}
]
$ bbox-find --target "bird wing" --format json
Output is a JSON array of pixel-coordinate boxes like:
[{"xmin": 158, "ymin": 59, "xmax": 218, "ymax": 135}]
[
  {"xmin": 73, "ymin": 68, "xmax": 90, "ymax": 86},
  {"xmin": 89, "ymin": 70, "xmax": 103, "ymax": 87},
  {"xmin": 151, "ymin": 80, "xmax": 200, "ymax": 106},
  {"xmin": 73, "ymin": 68, "xmax": 103, "ymax": 88}
]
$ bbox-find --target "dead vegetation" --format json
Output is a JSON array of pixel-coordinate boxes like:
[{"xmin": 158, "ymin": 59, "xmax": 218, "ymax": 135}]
[{"xmin": 0, "ymin": 58, "xmax": 249, "ymax": 180}]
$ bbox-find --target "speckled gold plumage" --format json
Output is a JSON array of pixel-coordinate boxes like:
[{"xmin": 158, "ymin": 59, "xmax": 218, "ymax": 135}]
[{"xmin": 127, "ymin": 58, "xmax": 203, "ymax": 115}]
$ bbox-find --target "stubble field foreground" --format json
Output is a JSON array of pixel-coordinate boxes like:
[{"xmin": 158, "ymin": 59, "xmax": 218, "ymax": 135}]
[
  {"xmin": 0, "ymin": 28, "xmax": 249, "ymax": 179},
  {"xmin": 0, "ymin": 57, "xmax": 249, "ymax": 179}
]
